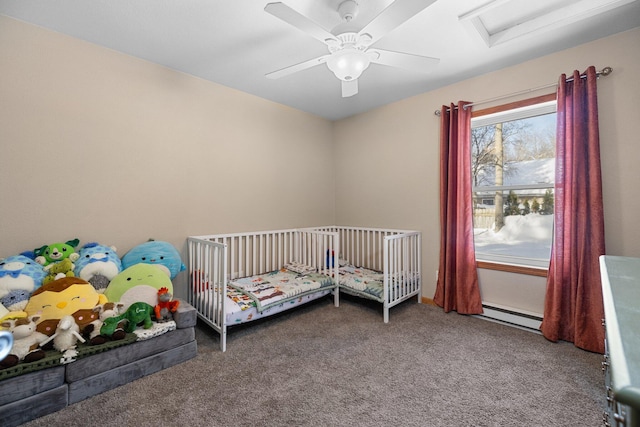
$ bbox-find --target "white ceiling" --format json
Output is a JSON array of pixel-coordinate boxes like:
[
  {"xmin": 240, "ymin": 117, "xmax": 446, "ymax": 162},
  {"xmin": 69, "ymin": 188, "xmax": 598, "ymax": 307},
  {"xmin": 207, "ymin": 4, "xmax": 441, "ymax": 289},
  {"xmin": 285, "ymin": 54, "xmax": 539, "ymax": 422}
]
[{"xmin": 1, "ymin": 0, "xmax": 639, "ymax": 120}]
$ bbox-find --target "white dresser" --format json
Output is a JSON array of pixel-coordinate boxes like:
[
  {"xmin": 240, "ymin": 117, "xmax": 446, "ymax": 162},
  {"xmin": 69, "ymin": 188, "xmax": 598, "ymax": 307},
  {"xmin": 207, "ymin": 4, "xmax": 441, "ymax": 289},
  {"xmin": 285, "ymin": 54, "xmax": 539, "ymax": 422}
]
[{"xmin": 600, "ymin": 255, "xmax": 640, "ymax": 427}]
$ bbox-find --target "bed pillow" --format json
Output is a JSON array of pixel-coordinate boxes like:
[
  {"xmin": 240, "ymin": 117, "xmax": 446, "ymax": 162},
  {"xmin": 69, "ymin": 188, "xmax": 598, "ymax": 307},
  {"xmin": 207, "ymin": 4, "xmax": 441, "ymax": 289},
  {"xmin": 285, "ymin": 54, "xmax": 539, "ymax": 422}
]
[{"xmin": 283, "ymin": 262, "xmax": 316, "ymax": 275}]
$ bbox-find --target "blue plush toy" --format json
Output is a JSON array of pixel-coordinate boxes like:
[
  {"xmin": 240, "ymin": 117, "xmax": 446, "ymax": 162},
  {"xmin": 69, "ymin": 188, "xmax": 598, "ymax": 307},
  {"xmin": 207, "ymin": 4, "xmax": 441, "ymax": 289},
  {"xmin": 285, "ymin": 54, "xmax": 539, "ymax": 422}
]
[
  {"xmin": 74, "ymin": 242, "xmax": 123, "ymax": 293},
  {"xmin": 0, "ymin": 254, "xmax": 47, "ymax": 315},
  {"xmin": 121, "ymin": 240, "xmax": 185, "ymax": 280},
  {"xmin": 0, "ymin": 289, "xmax": 30, "ymax": 312}
]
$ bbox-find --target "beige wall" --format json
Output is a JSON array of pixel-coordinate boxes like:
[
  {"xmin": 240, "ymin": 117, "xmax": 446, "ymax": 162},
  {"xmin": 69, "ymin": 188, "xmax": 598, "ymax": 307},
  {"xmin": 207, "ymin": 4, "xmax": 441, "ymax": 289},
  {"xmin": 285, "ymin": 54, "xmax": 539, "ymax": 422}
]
[
  {"xmin": 2, "ymin": 14, "xmax": 639, "ymax": 312},
  {"xmin": 334, "ymin": 27, "xmax": 640, "ymax": 314},
  {"xmin": 0, "ymin": 16, "xmax": 335, "ymax": 296}
]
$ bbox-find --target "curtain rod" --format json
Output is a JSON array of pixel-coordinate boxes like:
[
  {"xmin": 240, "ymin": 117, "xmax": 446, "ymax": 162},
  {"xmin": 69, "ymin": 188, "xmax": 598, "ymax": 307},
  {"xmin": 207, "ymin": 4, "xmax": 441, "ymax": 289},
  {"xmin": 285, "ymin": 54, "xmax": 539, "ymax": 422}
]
[{"xmin": 434, "ymin": 66, "xmax": 612, "ymax": 116}]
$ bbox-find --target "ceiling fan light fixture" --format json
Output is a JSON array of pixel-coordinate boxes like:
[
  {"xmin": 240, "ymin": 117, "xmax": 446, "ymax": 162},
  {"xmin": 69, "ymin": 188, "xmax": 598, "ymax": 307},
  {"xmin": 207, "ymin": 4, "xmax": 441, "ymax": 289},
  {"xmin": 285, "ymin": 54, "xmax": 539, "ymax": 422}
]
[
  {"xmin": 264, "ymin": 1, "xmax": 442, "ymax": 97},
  {"xmin": 326, "ymin": 48, "xmax": 371, "ymax": 81}
]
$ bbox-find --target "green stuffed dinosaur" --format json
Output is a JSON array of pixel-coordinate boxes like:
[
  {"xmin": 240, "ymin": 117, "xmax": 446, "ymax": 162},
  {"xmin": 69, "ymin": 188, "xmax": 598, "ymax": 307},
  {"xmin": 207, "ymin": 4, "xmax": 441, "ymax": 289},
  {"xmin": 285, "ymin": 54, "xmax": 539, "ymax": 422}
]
[
  {"xmin": 42, "ymin": 258, "xmax": 76, "ymax": 285},
  {"xmin": 99, "ymin": 302, "xmax": 153, "ymax": 337}
]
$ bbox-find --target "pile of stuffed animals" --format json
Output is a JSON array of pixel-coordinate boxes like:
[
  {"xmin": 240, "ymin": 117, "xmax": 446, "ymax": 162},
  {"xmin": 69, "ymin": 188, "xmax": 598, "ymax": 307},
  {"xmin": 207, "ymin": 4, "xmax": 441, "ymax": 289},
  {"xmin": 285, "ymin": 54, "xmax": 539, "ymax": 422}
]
[{"xmin": 0, "ymin": 239, "xmax": 185, "ymax": 368}]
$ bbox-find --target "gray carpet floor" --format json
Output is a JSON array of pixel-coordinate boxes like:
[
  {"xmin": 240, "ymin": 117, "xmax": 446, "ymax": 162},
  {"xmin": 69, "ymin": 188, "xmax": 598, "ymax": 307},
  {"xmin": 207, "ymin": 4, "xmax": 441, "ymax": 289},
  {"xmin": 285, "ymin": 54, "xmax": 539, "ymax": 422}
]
[{"xmin": 20, "ymin": 295, "xmax": 605, "ymax": 427}]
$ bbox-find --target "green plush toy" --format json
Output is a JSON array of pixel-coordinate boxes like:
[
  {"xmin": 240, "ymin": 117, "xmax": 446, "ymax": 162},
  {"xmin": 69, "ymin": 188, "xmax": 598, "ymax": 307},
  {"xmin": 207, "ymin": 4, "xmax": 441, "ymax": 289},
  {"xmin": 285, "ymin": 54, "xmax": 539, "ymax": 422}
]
[
  {"xmin": 104, "ymin": 264, "xmax": 173, "ymax": 311},
  {"xmin": 34, "ymin": 239, "xmax": 80, "ymax": 267},
  {"xmin": 42, "ymin": 258, "xmax": 76, "ymax": 285}
]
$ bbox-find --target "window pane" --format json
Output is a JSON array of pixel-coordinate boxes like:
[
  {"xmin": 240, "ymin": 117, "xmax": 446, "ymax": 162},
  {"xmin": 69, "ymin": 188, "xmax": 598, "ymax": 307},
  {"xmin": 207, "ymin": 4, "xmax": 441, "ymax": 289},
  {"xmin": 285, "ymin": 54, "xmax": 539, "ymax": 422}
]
[
  {"xmin": 472, "ymin": 115, "xmax": 556, "ymax": 188},
  {"xmin": 473, "ymin": 189, "xmax": 554, "ymax": 266},
  {"xmin": 471, "ymin": 107, "xmax": 556, "ymax": 267}
]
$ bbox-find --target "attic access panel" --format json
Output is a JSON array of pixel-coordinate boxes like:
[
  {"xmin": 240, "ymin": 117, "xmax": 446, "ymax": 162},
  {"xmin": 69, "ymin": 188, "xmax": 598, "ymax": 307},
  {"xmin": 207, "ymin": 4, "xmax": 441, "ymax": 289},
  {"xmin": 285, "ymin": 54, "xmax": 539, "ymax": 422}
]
[{"xmin": 459, "ymin": 0, "xmax": 637, "ymax": 47}]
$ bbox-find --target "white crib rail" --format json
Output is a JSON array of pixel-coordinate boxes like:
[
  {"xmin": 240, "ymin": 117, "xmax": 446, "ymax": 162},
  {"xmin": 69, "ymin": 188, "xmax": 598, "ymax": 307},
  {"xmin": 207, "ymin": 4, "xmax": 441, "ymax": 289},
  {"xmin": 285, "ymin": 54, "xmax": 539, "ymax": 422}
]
[
  {"xmin": 187, "ymin": 237, "xmax": 227, "ymax": 351},
  {"xmin": 383, "ymin": 231, "xmax": 422, "ymax": 323},
  {"xmin": 306, "ymin": 226, "xmax": 422, "ymax": 322},
  {"xmin": 188, "ymin": 228, "xmax": 340, "ymax": 351},
  {"xmin": 308, "ymin": 226, "xmax": 414, "ymax": 269},
  {"xmin": 199, "ymin": 228, "xmax": 298, "ymax": 280},
  {"xmin": 295, "ymin": 229, "xmax": 339, "ymax": 280}
]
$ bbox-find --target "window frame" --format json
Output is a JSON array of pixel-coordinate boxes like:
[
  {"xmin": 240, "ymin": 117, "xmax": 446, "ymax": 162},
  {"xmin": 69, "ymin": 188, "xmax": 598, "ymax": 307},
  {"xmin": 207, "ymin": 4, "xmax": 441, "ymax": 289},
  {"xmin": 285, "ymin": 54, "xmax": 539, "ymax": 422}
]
[{"xmin": 471, "ymin": 93, "xmax": 557, "ymax": 276}]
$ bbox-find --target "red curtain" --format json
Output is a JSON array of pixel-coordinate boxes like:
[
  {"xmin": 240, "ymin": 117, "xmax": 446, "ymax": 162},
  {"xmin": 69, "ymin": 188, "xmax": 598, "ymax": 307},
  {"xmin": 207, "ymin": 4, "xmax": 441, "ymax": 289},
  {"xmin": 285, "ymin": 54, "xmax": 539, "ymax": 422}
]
[
  {"xmin": 540, "ymin": 66, "xmax": 606, "ymax": 354},
  {"xmin": 434, "ymin": 101, "xmax": 484, "ymax": 314}
]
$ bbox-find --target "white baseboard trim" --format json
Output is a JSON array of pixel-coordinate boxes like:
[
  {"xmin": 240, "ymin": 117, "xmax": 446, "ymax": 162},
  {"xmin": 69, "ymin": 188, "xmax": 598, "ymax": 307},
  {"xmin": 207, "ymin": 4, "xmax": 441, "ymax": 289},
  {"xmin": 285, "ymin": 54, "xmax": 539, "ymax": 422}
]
[{"xmin": 474, "ymin": 303, "xmax": 543, "ymax": 334}]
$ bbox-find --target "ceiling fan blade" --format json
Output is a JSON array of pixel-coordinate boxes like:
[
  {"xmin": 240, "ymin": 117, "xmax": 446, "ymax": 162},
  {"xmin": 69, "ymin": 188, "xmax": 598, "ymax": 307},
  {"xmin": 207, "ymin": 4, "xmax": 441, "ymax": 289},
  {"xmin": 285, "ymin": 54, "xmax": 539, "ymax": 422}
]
[
  {"xmin": 369, "ymin": 49, "xmax": 439, "ymax": 72},
  {"xmin": 265, "ymin": 54, "xmax": 330, "ymax": 79},
  {"xmin": 359, "ymin": 0, "xmax": 438, "ymax": 45},
  {"xmin": 265, "ymin": 2, "xmax": 338, "ymax": 45},
  {"xmin": 342, "ymin": 79, "xmax": 358, "ymax": 98}
]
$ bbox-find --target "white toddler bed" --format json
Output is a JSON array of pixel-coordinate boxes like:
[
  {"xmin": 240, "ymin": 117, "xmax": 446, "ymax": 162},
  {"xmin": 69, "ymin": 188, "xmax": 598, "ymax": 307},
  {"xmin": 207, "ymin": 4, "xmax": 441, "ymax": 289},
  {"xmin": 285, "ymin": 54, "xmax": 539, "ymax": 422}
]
[
  {"xmin": 306, "ymin": 226, "xmax": 422, "ymax": 323},
  {"xmin": 187, "ymin": 228, "xmax": 340, "ymax": 352}
]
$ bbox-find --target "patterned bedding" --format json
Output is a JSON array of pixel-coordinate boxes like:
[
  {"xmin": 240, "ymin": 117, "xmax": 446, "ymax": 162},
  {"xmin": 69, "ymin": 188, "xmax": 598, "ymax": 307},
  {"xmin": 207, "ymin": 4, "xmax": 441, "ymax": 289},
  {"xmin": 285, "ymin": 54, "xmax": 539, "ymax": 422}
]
[
  {"xmin": 224, "ymin": 289, "xmax": 332, "ymax": 325},
  {"xmin": 195, "ymin": 267, "xmax": 334, "ymax": 325},
  {"xmin": 337, "ymin": 264, "xmax": 421, "ymax": 302},
  {"xmin": 229, "ymin": 268, "xmax": 334, "ymax": 312},
  {"xmin": 337, "ymin": 265, "xmax": 385, "ymax": 301}
]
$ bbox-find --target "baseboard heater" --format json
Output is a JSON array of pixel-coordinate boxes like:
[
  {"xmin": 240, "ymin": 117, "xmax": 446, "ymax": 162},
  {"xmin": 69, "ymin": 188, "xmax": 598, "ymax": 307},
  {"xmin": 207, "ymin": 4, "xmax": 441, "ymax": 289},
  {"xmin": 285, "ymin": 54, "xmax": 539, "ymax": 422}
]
[{"xmin": 474, "ymin": 303, "xmax": 543, "ymax": 333}]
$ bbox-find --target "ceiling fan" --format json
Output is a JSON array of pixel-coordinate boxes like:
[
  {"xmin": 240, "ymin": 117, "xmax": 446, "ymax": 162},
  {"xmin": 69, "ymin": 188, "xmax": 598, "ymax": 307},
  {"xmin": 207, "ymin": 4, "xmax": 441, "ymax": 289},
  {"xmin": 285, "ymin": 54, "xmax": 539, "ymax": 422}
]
[{"xmin": 264, "ymin": 0, "xmax": 440, "ymax": 97}]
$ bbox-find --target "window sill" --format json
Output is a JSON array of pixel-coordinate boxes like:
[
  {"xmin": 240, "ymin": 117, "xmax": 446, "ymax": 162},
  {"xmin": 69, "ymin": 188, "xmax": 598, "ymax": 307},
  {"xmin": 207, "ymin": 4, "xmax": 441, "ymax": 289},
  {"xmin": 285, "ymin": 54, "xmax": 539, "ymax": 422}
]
[{"xmin": 477, "ymin": 261, "xmax": 548, "ymax": 277}]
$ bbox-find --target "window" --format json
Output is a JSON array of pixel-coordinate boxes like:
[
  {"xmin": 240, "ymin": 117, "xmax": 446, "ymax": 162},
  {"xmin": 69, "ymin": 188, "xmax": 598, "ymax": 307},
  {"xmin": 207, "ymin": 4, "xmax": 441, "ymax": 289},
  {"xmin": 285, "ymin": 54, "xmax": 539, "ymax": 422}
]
[{"xmin": 471, "ymin": 97, "xmax": 556, "ymax": 269}]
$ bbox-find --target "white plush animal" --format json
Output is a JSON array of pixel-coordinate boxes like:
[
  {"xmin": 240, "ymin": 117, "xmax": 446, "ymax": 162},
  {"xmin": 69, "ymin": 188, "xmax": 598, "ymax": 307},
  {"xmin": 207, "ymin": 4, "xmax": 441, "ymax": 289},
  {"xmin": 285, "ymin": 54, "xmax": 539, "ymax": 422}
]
[
  {"xmin": 0, "ymin": 315, "xmax": 48, "ymax": 366},
  {"xmin": 86, "ymin": 302, "xmax": 124, "ymax": 344},
  {"xmin": 42, "ymin": 315, "xmax": 86, "ymax": 353}
]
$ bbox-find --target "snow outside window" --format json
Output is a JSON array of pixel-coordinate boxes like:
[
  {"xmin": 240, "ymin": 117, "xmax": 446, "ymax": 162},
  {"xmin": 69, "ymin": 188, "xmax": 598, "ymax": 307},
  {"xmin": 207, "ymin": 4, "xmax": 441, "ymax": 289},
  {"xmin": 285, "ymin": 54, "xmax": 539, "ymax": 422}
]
[{"xmin": 471, "ymin": 101, "xmax": 556, "ymax": 269}]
